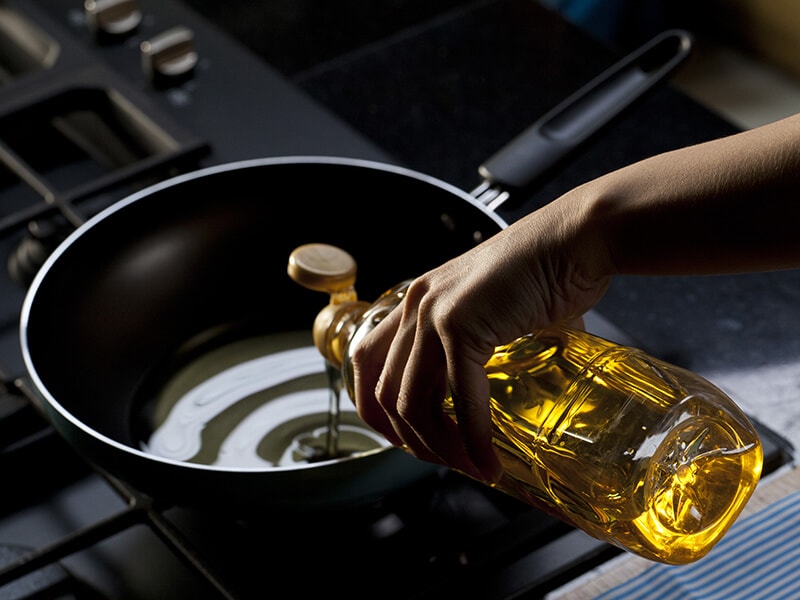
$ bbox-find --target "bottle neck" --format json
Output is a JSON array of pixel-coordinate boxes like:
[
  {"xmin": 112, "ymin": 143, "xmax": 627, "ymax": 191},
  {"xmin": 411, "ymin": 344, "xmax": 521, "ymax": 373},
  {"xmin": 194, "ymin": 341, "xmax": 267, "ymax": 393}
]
[{"xmin": 313, "ymin": 301, "xmax": 370, "ymax": 369}]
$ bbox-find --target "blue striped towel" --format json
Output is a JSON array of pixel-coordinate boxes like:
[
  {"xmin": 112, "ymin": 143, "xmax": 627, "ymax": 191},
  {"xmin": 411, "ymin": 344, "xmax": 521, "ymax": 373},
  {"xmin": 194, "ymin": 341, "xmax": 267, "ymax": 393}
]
[{"xmin": 596, "ymin": 490, "xmax": 800, "ymax": 600}]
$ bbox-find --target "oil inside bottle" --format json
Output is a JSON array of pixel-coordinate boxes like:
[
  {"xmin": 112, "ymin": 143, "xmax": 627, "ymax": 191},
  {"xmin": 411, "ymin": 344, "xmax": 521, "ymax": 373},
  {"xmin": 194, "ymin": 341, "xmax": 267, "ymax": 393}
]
[
  {"xmin": 136, "ymin": 330, "xmax": 387, "ymax": 467},
  {"xmin": 443, "ymin": 327, "xmax": 763, "ymax": 564}
]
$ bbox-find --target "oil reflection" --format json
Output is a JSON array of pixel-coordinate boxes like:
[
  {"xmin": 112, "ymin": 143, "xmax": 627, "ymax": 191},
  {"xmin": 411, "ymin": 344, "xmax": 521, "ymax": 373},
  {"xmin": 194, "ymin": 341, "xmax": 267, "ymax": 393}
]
[{"xmin": 139, "ymin": 333, "xmax": 388, "ymax": 467}]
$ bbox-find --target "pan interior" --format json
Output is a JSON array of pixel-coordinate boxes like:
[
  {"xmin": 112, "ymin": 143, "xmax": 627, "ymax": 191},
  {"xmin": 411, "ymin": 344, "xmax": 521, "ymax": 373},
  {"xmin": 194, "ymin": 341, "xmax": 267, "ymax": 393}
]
[{"xmin": 132, "ymin": 328, "xmax": 389, "ymax": 468}]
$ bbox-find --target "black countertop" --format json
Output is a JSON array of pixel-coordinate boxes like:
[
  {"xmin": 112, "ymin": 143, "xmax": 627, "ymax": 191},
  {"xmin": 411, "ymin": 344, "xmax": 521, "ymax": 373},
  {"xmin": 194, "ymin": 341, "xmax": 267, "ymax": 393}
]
[{"xmin": 183, "ymin": 0, "xmax": 799, "ymax": 452}]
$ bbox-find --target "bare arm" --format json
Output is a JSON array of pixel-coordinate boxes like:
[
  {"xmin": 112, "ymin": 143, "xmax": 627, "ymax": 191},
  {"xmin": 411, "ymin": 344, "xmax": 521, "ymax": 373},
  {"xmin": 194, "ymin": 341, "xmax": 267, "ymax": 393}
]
[
  {"xmin": 352, "ymin": 113, "xmax": 800, "ymax": 482},
  {"xmin": 592, "ymin": 112, "xmax": 800, "ymax": 275}
]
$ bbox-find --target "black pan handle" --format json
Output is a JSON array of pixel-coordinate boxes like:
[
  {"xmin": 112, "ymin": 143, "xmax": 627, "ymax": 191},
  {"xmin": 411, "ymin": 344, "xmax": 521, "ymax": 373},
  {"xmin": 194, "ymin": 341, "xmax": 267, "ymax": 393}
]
[{"xmin": 476, "ymin": 29, "xmax": 693, "ymax": 204}]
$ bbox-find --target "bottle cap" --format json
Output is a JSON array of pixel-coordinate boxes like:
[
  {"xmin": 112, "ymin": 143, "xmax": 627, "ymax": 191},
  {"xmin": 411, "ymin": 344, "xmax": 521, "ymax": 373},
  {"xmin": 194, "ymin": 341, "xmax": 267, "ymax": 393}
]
[{"xmin": 287, "ymin": 243, "xmax": 357, "ymax": 294}]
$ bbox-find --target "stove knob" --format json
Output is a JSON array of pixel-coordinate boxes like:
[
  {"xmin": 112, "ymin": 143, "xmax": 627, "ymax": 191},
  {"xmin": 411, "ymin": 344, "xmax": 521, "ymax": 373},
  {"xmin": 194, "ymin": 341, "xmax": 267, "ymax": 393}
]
[
  {"xmin": 7, "ymin": 221, "xmax": 70, "ymax": 289},
  {"xmin": 84, "ymin": 0, "xmax": 142, "ymax": 42},
  {"xmin": 140, "ymin": 26, "xmax": 198, "ymax": 88}
]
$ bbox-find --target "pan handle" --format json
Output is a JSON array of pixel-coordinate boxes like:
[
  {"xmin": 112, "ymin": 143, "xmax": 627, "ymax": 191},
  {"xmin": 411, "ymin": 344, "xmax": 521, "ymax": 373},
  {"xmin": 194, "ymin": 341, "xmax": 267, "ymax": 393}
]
[{"xmin": 475, "ymin": 29, "xmax": 693, "ymax": 209}]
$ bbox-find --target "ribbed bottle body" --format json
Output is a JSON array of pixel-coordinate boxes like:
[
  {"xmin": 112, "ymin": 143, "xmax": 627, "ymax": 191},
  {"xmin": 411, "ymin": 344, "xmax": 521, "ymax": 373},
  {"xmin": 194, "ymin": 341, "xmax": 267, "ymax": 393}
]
[
  {"xmin": 464, "ymin": 328, "xmax": 762, "ymax": 563},
  {"xmin": 340, "ymin": 283, "xmax": 763, "ymax": 564}
]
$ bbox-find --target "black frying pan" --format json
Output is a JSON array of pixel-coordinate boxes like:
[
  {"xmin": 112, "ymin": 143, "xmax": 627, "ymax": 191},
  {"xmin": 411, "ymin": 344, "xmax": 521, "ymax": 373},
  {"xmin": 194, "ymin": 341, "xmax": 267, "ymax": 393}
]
[{"xmin": 20, "ymin": 31, "xmax": 691, "ymax": 513}]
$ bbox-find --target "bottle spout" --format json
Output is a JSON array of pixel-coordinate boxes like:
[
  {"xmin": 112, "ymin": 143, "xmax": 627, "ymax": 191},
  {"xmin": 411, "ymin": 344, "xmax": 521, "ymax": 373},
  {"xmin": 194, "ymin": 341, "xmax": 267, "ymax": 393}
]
[{"xmin": 288, "ymin": 243, "xmax": 370, "ymax": 368}]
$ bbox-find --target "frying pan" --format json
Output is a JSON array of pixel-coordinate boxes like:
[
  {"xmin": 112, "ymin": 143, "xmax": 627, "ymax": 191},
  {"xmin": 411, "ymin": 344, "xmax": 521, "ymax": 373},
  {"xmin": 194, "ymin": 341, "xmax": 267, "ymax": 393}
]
[{"xmin": 20, "ymin": 30, "xmax": 691, "ymax": 513}]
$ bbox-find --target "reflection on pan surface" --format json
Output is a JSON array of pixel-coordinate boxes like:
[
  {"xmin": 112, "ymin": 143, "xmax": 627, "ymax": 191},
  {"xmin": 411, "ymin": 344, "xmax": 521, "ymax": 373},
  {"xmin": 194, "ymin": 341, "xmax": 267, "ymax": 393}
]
[{"xmin": 136, "ymin": 330, "xmax": 388, "ymax": 467}]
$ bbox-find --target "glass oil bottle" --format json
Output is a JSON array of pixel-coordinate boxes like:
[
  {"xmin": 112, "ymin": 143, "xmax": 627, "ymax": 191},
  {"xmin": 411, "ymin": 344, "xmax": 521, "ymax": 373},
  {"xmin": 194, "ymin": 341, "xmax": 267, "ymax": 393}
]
[{"xmin": 287, "ymin": 243, "xmax": 763, "ymax": 564}]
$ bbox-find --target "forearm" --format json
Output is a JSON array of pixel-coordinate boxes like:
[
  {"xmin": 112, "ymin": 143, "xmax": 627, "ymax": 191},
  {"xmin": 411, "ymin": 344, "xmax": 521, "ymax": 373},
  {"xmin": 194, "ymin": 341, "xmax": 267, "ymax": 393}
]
[{"xmin": 578, "ymin": 113, "xmax": 800, "ymax": 276}]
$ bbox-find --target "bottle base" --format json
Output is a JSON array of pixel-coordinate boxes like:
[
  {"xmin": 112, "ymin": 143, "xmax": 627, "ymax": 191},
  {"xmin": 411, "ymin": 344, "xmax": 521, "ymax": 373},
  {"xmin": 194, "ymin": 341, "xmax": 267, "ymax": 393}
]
[{"xmin": 632, "ymin": 409, "xmax": 763, "ymax": 563}]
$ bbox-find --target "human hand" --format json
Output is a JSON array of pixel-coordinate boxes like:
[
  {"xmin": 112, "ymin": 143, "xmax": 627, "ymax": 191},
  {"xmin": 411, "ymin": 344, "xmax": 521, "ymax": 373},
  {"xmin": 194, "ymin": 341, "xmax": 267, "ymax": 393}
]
[{"xmin": 350, "ymin": 196, "xmax": 612, "ymax": 483}]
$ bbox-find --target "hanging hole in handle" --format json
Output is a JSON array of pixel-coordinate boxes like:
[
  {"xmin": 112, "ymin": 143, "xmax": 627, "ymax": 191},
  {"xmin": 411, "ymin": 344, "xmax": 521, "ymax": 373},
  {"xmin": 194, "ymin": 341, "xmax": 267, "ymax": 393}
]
[
  {"xmin": 537, "ymin": 30, "xmax": 692, "ymax": 144},
  {"xmin": 638, "ymin": 30, "xmax": 693, "ymax": 74}
]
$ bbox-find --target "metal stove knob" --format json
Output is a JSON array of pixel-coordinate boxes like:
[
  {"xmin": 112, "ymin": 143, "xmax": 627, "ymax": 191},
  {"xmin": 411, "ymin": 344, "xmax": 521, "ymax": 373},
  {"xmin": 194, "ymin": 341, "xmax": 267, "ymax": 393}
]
[
  {"xmin": 7, "ymin": 220, "xmax": 70, "ymax": 289},
  {"xmin": 140, "ymin": 26, "xmax": 198, "ymax": 88},
  {"xmin": 84, "ymin": 0, "xmax": 142, "ymax": 41}
]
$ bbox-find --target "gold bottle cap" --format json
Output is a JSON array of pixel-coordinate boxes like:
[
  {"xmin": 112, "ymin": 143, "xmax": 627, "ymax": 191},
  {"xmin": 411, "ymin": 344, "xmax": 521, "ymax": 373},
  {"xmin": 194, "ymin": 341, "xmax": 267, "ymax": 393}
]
[
  {"xmin": 287, "ymin": 243, "xmax": 357, "ymax": 295},
  {"xmin": 288, "ymin": 243, "xmax": 366, "ymax": 366}
]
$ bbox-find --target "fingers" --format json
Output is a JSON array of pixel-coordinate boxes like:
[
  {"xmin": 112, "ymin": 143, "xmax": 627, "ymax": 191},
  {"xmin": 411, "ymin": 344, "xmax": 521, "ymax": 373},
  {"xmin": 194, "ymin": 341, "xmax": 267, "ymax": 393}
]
[
  {"xmin": 351, "ymin": 309, "xmax": 405, "ymax": 447},
  {"xmin": 391, "ymin": 328, "xmax": 469, "ymax": 469},
  {"xmin": 373, "ymin": 323, "xmax": 446, "ymax": 465},
  {"xmin": 353, "ymin": 302, "xmax": 449, "ymax": 466},
  {"xmin": 351, "ymin": 297, "xmax": 502, "ymax": 483},
  {"xmin": 446, "ymin": 354, "xmax": 503, "ymax": 482}
]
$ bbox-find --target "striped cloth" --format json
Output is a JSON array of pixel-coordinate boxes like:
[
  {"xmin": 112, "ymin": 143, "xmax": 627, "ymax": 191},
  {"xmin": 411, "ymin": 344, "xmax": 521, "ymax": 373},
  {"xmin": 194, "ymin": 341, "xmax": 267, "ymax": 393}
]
[
  {"xmin": 596, "ymin": 490, "xmax": 800, "ymax": 600},
  {"xmin": 546, "ymin": 465, "xmax": 800, "ymax": 600}
]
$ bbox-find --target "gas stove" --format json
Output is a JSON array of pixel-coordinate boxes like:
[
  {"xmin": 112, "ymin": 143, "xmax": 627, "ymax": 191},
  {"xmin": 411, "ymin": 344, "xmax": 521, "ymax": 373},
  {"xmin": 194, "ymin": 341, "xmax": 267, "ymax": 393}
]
[{"xmin": 0, "ymin": 1, "xmax": 793, "ymax": 598}]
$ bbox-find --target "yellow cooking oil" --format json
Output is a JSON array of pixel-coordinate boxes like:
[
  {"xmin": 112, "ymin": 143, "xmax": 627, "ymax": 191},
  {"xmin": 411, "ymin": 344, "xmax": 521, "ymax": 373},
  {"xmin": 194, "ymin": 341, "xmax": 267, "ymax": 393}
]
[{"xmin": 444, "ymin": 327, "xmax": 763, "ymax": 564}]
